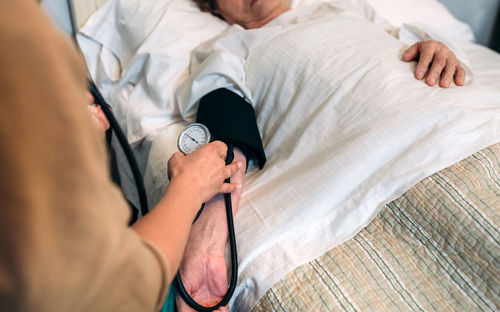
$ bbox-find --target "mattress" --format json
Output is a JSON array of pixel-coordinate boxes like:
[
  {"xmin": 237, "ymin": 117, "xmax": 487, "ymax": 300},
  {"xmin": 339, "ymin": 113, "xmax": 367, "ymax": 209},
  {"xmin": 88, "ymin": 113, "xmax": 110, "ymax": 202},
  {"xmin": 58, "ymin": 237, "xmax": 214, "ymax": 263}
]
[{"xmin": 253, "ymin": 143, "xmax": 500, "ymax": 311}]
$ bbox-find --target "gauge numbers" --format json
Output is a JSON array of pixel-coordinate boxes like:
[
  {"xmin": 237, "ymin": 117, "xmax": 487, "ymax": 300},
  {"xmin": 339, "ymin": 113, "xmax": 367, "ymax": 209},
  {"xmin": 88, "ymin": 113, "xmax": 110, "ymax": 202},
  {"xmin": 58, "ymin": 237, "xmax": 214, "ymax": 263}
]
[{"xmin": 177, "ymin": 123, "xmax": 211, "ymax": 155}]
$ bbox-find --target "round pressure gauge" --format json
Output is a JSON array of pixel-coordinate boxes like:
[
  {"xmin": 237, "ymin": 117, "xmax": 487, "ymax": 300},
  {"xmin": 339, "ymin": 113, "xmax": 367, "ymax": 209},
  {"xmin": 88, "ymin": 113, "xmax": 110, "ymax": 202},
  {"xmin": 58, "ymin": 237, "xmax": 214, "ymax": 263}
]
[{"xmin": 177, "ymin": 123, "xmax": 211, "ymax": 155}]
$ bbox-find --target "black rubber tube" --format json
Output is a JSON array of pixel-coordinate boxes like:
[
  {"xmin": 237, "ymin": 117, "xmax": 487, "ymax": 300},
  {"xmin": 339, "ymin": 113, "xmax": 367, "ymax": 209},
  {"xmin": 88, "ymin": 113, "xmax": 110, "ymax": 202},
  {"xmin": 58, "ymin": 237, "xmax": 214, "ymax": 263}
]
[{"xmin": 89, "ymin": 81, "xmax": 149, "ymax": 217}]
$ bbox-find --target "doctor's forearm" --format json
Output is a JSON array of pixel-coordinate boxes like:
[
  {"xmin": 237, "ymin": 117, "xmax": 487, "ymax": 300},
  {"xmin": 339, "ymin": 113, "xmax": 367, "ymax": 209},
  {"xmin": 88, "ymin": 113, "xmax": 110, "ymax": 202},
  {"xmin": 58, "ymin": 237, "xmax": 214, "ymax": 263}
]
[{"xmin": 132, "ymin": 180, "xmax": 202, "ymax": 282}]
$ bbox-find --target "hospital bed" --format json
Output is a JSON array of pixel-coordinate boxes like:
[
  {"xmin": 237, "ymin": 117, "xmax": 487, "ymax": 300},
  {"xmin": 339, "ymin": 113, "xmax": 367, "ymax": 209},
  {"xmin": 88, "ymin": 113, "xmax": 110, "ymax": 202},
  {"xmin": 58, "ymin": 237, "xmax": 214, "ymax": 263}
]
[{"xmin": 71, "ymin": 0, "xmax": 499, "ymax": 310}]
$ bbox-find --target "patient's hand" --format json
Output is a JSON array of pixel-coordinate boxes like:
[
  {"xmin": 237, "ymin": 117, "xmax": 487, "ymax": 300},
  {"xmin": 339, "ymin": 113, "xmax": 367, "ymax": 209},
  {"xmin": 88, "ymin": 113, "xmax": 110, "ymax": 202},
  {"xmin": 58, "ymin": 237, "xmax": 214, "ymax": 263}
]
[
  {"xmin": 402, "ymin": 40, "xmax": 465, "ymax": 88},
  {"xmin": 175, "ymin": 149, "xmax": 246, "ymax": 312}
]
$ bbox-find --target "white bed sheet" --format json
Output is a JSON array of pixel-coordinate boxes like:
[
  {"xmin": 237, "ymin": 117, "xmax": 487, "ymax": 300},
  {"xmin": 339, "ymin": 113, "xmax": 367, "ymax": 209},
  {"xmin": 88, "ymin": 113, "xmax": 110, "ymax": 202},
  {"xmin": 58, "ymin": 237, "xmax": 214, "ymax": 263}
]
[{"xmin": 79, "ymin": 0, "xmax": 500, "ymax": 310}]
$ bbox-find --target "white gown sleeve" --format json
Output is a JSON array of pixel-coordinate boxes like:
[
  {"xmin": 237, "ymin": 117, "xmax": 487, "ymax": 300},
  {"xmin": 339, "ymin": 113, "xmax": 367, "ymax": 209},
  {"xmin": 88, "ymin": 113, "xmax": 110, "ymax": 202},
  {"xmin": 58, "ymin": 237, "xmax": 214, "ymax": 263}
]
[
  {"xmin": 175, "ymin": 26, "xmax": 255, "ymax": 120},
  {"xmin": 175, "ymin": 23, "xmax": 285, "ymax": 120}
]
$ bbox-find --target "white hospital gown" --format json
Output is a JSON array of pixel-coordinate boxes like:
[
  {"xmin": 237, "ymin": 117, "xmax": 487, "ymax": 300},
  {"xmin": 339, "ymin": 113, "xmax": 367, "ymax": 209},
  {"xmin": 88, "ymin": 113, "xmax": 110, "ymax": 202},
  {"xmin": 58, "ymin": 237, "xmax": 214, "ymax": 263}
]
[{"xmin": 175, "ymin": 1, "xmax": 471, "ymax": 119}]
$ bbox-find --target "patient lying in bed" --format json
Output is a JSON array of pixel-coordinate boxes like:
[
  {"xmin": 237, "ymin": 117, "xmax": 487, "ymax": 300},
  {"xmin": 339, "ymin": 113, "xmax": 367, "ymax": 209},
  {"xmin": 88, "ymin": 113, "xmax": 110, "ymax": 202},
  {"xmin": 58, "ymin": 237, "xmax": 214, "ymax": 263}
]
[{"xmin": 174, "ymin": 0, "xmax": 470, "ymax": 310}]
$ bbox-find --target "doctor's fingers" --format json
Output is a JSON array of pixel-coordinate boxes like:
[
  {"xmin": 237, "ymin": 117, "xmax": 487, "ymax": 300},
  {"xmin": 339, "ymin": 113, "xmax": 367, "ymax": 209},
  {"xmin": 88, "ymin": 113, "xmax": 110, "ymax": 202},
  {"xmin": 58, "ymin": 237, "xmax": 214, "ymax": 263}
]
[
  {"xmin": 218, "ymin": 162, "xmax": 243, "ymax": 193},
  {"xmin": 168, "ymin": 149, "xmax": 230, "ymax": 182},
  {"xmin": 218, "ymin": 181, "xmax": 241, "ymax": 194},
  {"xmin": 200, "ymin": 141, "xmax": 228, "ymax": 159},
  {"xmin": 167, "ymin": 152, "xmax": 184, "ymax": 180},
  {"xmin": 225, "ymin": 161, "xmax": 241, "ymax": 178},
  {"xmin": 94, "ymin": 106, "xmax": 110, "ymax": 130},
  {"xmin": 87, "ymin": 105, "xmax": 108, "ymax": 135}
]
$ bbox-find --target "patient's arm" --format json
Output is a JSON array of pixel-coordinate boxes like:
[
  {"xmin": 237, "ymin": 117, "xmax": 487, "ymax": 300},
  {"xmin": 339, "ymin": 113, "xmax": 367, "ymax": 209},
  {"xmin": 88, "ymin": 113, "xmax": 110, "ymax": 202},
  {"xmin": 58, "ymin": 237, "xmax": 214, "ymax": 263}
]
[
  {"xmin": 176, "ymin": 148, "xmax": 246, "ymax": 312},
  {"xmin": 402, "ymin": 40, "xmax": 466, "ymax": 88}
]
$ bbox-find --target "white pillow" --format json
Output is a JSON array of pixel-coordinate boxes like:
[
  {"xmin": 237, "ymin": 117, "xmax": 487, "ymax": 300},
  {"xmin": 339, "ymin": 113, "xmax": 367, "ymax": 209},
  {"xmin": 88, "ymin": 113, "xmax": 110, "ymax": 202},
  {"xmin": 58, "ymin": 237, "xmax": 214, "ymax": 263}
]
[
  {"xmin": 81, "ymin": 0, "xmax": 228, "ymax": 72},
  {"xmin": 79, "ymin": 0, "xmax": 228, "ymax": 144},
  {"xmin": 287, "ymin": 0, "xmax": 475, "ymax": 41}
]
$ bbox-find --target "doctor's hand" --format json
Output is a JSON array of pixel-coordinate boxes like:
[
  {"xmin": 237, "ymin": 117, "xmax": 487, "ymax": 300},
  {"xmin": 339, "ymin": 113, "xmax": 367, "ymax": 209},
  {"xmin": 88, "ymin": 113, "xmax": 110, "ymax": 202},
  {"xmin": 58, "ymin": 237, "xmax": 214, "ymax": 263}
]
[
  {"xmin": 402, "ymin": 40, "xmax": 465, "ymax": 88},
  {"xmin": 167, "ymin": 141, "xmax": 242, "ymax": 204},
  {"xmin": 87, "ymin": 105, "xmax": 110, "ymax": 135},
  {"xmin": 86, "ymin": 93, "xmax": 110, "ymax": 136}
]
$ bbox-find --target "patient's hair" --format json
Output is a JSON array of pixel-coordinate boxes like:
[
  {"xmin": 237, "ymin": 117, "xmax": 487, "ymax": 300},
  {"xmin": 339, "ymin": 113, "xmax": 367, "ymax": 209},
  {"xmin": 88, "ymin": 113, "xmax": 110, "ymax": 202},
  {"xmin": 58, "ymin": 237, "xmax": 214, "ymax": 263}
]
[
  {"xmin": 193, "ymin": 0, "xmax": 225, "ymax": 20},
  {"xmin": 192, "ymin": 0, "xmax": 217, "ymax": 12}
]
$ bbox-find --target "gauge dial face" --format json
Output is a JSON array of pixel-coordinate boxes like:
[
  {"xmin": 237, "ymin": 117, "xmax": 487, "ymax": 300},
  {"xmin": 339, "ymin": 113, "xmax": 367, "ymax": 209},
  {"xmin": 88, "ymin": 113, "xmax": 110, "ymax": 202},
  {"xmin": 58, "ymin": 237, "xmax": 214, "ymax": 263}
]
[{"xmin": 177, "ymin": 123, "xmax": 211, "ymax": 155}]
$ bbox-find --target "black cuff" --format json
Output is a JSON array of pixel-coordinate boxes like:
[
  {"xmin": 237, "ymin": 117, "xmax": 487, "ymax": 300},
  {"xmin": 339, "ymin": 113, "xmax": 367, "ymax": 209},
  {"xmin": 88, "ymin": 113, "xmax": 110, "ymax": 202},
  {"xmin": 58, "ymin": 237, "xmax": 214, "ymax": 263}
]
[{"xmin": 196, "ymin": 88, "xmax": 266, "ymax": 169}]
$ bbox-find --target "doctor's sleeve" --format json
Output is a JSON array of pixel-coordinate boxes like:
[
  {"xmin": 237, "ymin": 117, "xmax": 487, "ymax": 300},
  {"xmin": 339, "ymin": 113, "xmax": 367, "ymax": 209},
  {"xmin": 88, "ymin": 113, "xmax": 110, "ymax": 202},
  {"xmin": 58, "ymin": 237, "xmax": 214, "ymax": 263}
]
[{"xmin": 0, "ymin": 1, "xmax": 168, "ymax": 311}]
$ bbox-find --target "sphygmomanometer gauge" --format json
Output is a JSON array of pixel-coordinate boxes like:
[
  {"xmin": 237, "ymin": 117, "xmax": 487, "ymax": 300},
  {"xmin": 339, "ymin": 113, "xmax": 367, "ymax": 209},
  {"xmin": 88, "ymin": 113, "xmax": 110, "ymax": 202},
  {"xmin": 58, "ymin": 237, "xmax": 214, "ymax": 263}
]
[{"xmin": 177, "ymin": 123, "xmax": 211, "ymax": 155}]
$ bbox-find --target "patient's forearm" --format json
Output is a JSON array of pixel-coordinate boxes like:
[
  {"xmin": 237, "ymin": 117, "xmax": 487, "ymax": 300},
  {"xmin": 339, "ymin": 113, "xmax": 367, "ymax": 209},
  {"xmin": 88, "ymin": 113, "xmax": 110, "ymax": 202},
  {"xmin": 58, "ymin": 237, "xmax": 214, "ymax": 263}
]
[
  {"xmin": 175, "ymin": 149, "xmax": 247, "ymax": 310},
  {"xmin": 186, "ymin": 149, "xmax": 246, "ymax": 253}
]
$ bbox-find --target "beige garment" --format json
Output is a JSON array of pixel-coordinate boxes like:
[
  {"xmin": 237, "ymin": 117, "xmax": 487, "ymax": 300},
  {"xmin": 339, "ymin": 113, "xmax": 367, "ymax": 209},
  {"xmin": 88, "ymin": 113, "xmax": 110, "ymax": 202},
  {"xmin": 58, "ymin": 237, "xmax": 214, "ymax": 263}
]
[{"xmin": 0, "ymin": 0, "xmax": 168, "ymax": 311}]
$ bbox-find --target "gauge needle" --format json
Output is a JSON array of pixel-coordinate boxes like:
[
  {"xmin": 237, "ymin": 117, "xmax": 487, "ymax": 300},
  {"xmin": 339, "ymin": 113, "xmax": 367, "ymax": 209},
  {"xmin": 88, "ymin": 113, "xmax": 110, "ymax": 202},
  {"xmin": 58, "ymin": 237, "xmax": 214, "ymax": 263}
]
[{"xmin": 186, "ymin": 134, "xmax": 200, "ymax": 144}]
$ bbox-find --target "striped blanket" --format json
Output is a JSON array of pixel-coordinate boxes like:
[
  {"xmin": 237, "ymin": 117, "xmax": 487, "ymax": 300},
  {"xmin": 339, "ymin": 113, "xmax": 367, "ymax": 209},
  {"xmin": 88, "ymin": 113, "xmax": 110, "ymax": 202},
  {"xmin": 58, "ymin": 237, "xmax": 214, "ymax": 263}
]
[{"xmin": 252, "ymin": 143, "xmax": 500, "ymax": 311}]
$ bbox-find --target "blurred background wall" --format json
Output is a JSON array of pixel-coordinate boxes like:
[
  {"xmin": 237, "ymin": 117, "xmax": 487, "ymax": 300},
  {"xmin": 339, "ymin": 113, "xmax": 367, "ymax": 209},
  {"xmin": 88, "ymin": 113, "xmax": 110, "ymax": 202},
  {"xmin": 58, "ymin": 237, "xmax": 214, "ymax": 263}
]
[{"xmin": 438, "ymin": 0, "xmax": 499, "ymax": 47}]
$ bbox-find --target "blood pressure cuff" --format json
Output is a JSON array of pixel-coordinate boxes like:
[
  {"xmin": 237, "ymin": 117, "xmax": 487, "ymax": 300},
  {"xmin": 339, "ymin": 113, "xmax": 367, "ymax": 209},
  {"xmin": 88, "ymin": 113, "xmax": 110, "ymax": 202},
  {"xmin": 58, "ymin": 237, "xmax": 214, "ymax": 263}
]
[{"xmin": 196, "ymin": 88, "xmax": 266, "ymax": 169}]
